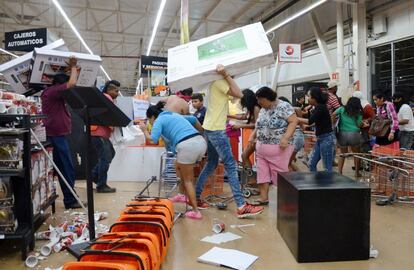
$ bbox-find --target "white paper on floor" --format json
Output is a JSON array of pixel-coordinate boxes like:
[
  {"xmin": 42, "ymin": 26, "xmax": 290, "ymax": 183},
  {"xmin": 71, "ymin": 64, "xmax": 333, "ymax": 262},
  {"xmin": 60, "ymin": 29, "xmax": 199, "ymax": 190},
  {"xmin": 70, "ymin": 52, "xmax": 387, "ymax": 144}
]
[
  {"xmin": 201, "ymin": 232, "xmax": 242, "ymax": 244},
  {"xmin": 198, "ymin": 247, "xmax": 259, "ymax": 270}
]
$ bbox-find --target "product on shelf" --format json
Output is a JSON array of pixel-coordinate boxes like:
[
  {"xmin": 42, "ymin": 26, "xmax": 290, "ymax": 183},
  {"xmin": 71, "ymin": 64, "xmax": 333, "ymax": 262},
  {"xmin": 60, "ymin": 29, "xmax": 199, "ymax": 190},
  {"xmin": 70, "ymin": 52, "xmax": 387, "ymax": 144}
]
[
  {"xmin": 32, "ymin": 183, "xmax": 41, "ymax": 216},
  {"xmin": 31, "ymin": 153, "xmax": 40, "ymax": 187},
  {"xmin": 0, "ymin": 205, "xmax": 17, "ymax": 233},
  {"xmin": 0, "ymin": 177, "xmax": 13, "ymax": 206},
  {"xmin": 0, "ymin": 138, "xmax": 22, "ymax": 169},
  {"xmin": 40, "ymin": 178, "xmax": 47, "ymax": 207},
  {"xmin": 31, "ymin": 123, "xmax": 47, "ymax": 144},
  {"xmin": 46, "ymin": 171, "xmax": 56, "ymax": 199},
  {"xmin": 38, "ymin": 152, "xmax": 46, "ymax": 178}
]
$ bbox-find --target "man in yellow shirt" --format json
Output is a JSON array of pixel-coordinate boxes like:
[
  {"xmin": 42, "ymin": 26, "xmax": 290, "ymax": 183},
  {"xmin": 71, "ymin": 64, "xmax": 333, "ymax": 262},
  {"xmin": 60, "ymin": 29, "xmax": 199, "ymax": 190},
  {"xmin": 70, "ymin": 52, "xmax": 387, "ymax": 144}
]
[{"xmin": 196, "ymin": 64, "xmax": 264, "ymax": 218}]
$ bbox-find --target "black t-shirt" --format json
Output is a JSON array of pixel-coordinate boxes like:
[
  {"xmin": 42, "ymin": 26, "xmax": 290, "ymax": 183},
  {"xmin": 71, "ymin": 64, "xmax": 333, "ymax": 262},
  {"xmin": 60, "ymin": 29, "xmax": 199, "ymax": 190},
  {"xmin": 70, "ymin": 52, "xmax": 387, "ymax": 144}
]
[
  {"xmin": 194, "ymin": 106, "xmax": 206, "ymax": 125},
  {"xmin": 309, "ymin": 104, "xmax": 333, "ymax": 136}
]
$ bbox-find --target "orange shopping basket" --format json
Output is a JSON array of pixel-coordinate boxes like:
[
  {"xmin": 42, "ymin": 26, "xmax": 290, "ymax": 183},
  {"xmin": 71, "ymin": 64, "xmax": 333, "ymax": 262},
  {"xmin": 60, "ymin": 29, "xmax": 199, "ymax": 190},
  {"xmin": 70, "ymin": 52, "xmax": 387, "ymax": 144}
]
[
  {"xmin": 97, "ymin": 232, "xmax": 162, "ymax": 263},
  {"xmin": 110, "ymin": 221, "xmax": 169, "ymax": 261},
  {"xmin": 118, "ymin": 212, "xmax": 172, "ymax": 232},
  {"xmin": 87, "ymin": 239, "xmax": 159, "ymax": 270},
  {"xmin": 63, "ymin": 261, "xmax": 139, "ymax": 270},
  {"xmin": 79, "ymin": 250, "xmax": 148, "ymax": 270},
  {"xmin": 129, "ymin": 197, "xmax": 173, "ymax": 215},
  {"xmin": 122, "ymin": 205, "xmax": 173, "ymax": 223}
]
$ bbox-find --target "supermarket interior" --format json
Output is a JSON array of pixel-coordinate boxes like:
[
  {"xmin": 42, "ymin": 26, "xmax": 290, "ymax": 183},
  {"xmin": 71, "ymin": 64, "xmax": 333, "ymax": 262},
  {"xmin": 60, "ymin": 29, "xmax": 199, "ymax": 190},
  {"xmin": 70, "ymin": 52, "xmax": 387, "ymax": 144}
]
[{"xmin": 0, "ymin": 0, "xmax": 414, "ymax": 269}]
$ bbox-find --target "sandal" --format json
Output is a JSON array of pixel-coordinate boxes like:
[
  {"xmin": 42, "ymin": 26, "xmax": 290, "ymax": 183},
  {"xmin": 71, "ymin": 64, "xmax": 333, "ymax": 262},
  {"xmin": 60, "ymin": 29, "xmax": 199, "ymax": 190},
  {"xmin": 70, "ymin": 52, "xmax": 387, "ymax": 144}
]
[{"xmin": 251, "ymin": 200, "xmax": 269, "ymax": 206}]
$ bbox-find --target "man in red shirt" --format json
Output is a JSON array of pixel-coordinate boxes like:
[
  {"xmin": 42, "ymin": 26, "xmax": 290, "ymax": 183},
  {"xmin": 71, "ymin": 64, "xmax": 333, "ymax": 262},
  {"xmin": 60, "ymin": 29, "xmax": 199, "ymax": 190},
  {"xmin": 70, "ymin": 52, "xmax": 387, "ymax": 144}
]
[
  {"xmin": 91, "ymin": 80, "xmax": 120, "ymax": 193},
  {"xmin": 41, "ymin": 57, "xmax": 83, "ymax": 209}
]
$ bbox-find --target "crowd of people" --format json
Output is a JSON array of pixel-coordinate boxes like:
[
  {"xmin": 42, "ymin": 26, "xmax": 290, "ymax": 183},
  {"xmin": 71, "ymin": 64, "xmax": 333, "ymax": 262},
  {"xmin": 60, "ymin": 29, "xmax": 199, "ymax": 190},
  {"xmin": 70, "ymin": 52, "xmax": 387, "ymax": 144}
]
[
  {"xmin": 139, "ymin": 64, "xmax": 414, "ymax": 220},
  {"xmin": 41, "ymin": 58, "xmax": 414, "ymax": 219}
]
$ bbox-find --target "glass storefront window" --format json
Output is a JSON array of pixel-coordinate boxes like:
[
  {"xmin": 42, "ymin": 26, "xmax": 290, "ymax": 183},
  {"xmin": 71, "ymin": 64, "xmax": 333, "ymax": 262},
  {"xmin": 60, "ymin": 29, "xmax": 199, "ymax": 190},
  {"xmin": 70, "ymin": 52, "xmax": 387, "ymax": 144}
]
[
  {"xmin": 370, "ymin": 44, "xmax": 392, "ymax": 98},
  {"xmin": 394, "ymin": 38, "xmax": 414, "ymax": 97}
]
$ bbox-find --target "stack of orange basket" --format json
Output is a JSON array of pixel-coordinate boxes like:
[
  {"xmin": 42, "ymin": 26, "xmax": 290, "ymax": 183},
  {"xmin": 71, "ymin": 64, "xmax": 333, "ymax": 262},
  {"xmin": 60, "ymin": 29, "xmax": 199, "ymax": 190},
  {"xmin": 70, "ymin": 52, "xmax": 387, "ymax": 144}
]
[{"xmin": 62, "ymin": 197, "xmax": 174, "ymax": 270}]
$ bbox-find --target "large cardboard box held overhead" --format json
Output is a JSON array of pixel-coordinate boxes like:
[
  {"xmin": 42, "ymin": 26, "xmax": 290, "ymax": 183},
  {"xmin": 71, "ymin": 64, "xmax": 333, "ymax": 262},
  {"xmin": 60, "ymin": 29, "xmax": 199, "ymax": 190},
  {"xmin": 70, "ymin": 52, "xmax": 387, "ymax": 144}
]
[
  {"xmin": 29, "ymin": 48, "xmax": 102, "ymax": 87},
  {"xmin": 167, "ymin": 22, "xmax": 274, "ymax": 91},
  {"xmin": 0, "ymin": 39, "xmax": 67, "ymax": 93}
]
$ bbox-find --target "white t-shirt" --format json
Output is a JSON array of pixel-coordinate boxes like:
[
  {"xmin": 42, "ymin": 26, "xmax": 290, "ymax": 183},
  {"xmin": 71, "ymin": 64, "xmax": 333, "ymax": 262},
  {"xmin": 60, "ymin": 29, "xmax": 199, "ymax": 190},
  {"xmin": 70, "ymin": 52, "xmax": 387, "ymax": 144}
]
[{"xmin": 398, "ymin": 104, "xmax": 414, "ymax": 131}]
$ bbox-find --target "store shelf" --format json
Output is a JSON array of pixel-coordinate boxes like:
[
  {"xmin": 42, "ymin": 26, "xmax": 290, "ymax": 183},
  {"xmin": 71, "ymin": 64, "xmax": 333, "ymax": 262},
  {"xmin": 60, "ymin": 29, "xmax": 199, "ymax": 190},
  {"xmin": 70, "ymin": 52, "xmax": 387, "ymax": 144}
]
[
  {"xmin": 0, "ymin": 168, "xmax": 24, "ymax": 177},
  {"xmin": 0, "ymin": 223, "xmax": 30, "ymax": 239},
  {"xmin": 0, "ymin": 128, "xmax": 28, "ymax": 136}
]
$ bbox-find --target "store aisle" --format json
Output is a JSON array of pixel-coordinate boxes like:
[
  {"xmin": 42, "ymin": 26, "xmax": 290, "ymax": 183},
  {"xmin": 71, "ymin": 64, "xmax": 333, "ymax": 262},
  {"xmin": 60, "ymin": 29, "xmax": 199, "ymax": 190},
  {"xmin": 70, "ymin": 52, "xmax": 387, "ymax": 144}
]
[{"xmin": 1, "ymin": 178, "xmax": 414, "ymax": 270}]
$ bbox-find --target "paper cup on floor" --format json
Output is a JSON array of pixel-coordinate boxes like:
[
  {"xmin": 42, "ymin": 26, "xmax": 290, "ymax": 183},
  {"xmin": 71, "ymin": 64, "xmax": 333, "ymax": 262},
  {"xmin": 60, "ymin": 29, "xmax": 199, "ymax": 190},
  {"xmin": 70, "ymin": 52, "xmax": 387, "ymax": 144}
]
[
  {"xmin": 212, "ymin": 221, "xmax": 225, "ymax": 234},
  {"xmin": 25, "ymin": 254, "xmax": 39, "ymax": 268}
]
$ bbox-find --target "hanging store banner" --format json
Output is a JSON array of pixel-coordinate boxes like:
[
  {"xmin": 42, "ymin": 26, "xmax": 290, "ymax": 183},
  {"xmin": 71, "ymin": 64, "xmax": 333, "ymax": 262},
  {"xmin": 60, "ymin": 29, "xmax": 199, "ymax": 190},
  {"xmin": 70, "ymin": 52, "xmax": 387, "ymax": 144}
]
[
  {"xmin": 140, "ymin": 55, "xmax": 168, "ymax": 75},
  {"xmin": 278, "ymin": 43, "xmax": 302, "ymax": 63},
  {"xmin": 5, "ymin": 28, "xmax": 47, "ymax": 52}
]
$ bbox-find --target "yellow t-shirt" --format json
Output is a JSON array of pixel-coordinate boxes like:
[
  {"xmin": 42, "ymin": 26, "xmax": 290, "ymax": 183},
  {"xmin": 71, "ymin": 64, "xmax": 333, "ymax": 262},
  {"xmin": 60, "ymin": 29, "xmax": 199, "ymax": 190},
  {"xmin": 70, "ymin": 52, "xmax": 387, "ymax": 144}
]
[{"xmin": 203, "ymin": 79, "xmax": 230, "ymax": 131}]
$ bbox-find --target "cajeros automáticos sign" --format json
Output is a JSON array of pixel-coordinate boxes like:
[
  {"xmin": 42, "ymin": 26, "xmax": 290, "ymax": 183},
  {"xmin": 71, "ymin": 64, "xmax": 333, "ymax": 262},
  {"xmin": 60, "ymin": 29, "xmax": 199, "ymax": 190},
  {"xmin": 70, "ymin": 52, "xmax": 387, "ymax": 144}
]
[{"xmin": 5, "ymin": 28, "xmax": 47, "ymax": 52}]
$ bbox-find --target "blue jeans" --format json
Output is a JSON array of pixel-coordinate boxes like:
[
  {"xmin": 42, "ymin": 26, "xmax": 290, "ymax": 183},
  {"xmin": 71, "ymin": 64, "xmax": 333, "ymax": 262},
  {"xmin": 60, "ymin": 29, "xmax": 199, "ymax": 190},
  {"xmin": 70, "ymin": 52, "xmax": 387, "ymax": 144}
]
[
  {"xmin": 309, "ymin": 132, "xmax": 335, "ymax": 172},
  {"xmin": 48, "ymin": 136, "xmax": 77, "ymax": 207},
  {"xmin": 196, "ymin": 130, "xmax": 244, "ymax": 207},
  {"xmin": 92, "ymin": 136, "xmax": 115, "ymax": 188}
]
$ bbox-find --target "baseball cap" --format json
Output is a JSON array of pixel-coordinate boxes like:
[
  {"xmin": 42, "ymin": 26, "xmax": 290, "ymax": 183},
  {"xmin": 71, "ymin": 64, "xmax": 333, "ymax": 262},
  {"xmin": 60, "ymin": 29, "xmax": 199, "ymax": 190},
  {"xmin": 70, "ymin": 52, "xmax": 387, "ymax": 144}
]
[{"xmin": 327, "ymin": 80, "xmax": 339, "ymax": 89}]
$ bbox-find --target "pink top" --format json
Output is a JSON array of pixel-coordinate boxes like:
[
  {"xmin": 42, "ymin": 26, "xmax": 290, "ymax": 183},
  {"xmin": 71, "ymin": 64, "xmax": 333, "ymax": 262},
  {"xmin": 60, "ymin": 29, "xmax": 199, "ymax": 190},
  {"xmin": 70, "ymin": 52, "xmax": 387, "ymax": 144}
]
[
  {"xmin": 376, "ymin": 101, "xmax": 399, "ymax": 132},
  {"xmin": 41, "ymin": 83, "xmax": 72, "ymax": 136},
  {"xmin": 91, "ymin": 93, "xmax": 113, "ymax": 139}
]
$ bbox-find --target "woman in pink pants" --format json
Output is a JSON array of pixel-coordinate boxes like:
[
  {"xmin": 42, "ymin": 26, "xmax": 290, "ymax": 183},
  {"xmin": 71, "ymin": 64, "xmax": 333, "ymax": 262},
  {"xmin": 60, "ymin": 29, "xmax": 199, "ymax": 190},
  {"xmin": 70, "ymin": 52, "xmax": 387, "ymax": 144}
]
[{"xmin": 248, "ymin": 87, "xmax": 298, "ymax": 205}]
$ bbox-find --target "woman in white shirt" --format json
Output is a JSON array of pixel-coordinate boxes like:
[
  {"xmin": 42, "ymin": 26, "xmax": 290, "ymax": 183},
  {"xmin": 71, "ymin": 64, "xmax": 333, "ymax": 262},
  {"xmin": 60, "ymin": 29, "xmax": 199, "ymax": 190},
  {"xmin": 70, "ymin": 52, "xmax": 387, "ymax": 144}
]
[{"xmin": 393, "ymin": 93, "xmax": 414, "ymax": 150}]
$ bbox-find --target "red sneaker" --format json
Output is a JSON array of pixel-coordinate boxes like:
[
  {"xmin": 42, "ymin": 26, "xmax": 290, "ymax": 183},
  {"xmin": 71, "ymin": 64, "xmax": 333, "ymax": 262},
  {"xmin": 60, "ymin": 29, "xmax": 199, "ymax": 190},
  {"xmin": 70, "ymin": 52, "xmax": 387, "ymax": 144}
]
[
  {"xmin": 197, "ymin": 200, "xmax": 210, "ymax": 210},
  {"xmin": 237, "ymin": 203, "xmax": 264, "ymax": 218}
]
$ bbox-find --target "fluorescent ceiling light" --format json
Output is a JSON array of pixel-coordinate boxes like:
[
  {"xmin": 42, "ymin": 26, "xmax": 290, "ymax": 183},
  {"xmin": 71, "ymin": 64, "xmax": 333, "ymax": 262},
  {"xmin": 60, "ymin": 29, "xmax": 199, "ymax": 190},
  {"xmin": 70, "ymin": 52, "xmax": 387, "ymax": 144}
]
[
  {"xmin": 52, "ymin": 0, "xmax": 111, "ymax": 80},
  {"xmin": 0, "ymin": 47, "xmax": 19, "ymax": 58},
  {"xmin": 265, "ymin": 0, "xmax": 328, "ymax": 34},
  {"xmin": 146, "ymin": 0, "xmax": 167, "ymax": 56}
]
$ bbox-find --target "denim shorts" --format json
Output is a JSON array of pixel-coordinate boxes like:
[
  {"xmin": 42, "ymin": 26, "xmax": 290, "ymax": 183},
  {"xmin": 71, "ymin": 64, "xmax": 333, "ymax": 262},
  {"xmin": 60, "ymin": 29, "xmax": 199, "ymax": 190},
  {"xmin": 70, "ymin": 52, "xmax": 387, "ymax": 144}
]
[{"xmin": 337, "ymin": 131, "xmax": 363, "ymax": 147}]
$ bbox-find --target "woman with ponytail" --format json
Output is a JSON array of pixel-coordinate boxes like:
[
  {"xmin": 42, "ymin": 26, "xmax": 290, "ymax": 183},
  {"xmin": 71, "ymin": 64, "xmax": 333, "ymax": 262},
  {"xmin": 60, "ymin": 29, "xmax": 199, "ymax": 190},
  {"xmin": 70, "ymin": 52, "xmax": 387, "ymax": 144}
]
[{"xmin": 139, "ymin": 102, "xmax": 207, "ymax": 219}]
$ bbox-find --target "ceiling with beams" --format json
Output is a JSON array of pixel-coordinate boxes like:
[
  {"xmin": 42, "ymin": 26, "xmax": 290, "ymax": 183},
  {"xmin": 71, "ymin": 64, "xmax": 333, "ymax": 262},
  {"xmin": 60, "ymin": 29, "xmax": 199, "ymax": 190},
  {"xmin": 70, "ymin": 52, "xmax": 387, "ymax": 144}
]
[{"xmin": 0, "ymin": 0, "xmax": 394, "ymax": 89}]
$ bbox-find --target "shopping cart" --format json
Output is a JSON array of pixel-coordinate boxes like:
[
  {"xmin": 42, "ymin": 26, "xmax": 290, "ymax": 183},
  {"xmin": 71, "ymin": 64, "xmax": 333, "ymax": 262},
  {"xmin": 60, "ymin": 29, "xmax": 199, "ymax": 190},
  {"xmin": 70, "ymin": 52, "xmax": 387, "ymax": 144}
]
[
  {"xmin": 237, "ymin": 164, "xmax": 259, "ymax": 198},
  {"xmin": 158, "ymin": 152, "xmax": 179, "ymax": 198},
  {"xmin": 136, "ymin": 152, "xmax": 179, "ymax": 198},
  {"xmin": 348, "ymin": 148, "xmax": 414, "ymax": 206}
]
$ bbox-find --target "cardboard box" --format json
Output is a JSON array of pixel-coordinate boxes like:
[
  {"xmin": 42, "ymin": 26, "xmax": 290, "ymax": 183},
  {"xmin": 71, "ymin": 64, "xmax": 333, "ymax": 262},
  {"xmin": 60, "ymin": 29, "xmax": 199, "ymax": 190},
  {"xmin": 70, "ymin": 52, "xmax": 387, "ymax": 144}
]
[
  {"xmin": 30, "ymin": 48, "xmax": 102, "ymax": 87},
  {"xmin": 0, "ymin": 39, "xmax": 67, "ymax": 93},
  {"xmin": 167, "ymin": 22, "xmax": 274, "ymax": 90}
]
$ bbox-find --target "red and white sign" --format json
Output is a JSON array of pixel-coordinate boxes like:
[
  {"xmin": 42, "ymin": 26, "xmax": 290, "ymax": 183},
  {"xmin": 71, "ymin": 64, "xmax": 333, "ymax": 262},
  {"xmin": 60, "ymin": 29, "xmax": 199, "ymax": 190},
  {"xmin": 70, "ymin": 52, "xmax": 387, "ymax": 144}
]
[{"xmin": 278, "ymin": 43, "xmax": 302, "ymax": 63}]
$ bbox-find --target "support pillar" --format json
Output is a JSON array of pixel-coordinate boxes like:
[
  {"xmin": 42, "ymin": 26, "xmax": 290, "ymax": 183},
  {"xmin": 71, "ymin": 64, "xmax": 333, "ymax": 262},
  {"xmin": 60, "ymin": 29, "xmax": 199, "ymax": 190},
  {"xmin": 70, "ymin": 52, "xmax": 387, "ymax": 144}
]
[
  {"xmin": 271, "ymin": 55, "xmax": 280, "ymax": 90},
  {"xmin": 336, "ymin": 2, "xmax": 350, "ymax": 98},
  {"xmin": 352, "ymin": 2, "xmax": 368, "ymax": 99}
]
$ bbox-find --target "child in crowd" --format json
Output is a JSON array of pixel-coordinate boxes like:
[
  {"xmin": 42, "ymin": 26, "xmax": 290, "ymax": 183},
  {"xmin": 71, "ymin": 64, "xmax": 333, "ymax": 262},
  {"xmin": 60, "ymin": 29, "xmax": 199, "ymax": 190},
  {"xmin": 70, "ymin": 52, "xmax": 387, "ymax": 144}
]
[{"xmin": 191, "ymin": 93, "xmax": 206, "ymax": 125}]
